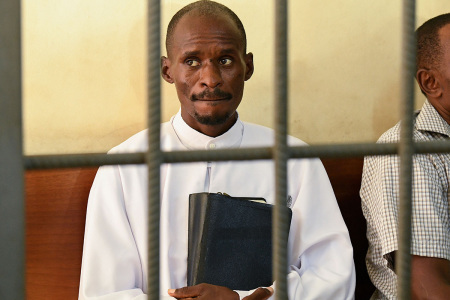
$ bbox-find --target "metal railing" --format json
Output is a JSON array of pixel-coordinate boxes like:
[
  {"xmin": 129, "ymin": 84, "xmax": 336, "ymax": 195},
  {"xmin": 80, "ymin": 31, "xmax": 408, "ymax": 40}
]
[
  {"xmin": 2, "ymin": 0, "xmax": 449, "ymax": 299},
  {"xmin": 0, "ymin": 1, "xmax": 24, "ymax": 299}
]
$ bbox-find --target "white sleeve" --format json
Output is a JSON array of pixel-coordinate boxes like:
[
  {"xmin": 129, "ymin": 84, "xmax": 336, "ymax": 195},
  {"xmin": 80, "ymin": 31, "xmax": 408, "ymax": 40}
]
[
  {"xmin": 78, "ymin": 165, "xmax": 146, "ymax": 300},
  {"xmin": 285, "ymin": 158, "xmax": 356, "ymax": 299}
]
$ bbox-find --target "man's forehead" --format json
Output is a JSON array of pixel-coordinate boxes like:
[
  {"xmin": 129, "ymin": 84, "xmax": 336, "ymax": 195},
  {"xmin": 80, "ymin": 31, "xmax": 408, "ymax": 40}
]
[
  {"xmin": 176, "ymin": 13, "xmax": 239, "ymax": 36},
  {"xmin": 438, "ymin": 24, "xmax": 450, "ymax": 59},
  {"xmin": 170, "ymin": 13, "xmax": 244, "ymax": 56}
]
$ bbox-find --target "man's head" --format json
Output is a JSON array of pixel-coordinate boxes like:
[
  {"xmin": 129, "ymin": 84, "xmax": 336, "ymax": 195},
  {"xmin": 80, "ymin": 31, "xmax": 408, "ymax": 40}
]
[
  {"xmin": 416, "ymin": 13, "xmax": 450, "ymax": 123},
  {"xmin": 161, "ymin": 0, "xmax": 254, "ymax": 137},
  {"xmin": 165, "ymin": 0, "xmax": 247, "ymax": 57}
]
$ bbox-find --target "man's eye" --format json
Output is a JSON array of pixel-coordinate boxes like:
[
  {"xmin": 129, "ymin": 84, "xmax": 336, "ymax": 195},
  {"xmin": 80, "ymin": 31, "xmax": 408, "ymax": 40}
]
[
  {"xmin": 219, "ymin": 58, "xmax": 232, "ymax": 65},
  {"xmin": 186, "ymin": 59, "xmax": 200, "ymax": 67}
]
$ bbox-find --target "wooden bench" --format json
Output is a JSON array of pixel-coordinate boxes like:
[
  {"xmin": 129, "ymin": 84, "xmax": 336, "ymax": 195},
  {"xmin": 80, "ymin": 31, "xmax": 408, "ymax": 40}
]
[{"xmin": 25, "ymin": 158, "xmax": 374, "ymax": 299}]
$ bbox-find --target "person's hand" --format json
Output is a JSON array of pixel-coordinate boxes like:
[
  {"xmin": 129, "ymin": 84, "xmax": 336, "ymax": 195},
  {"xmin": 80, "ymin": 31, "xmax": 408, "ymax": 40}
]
[
  {"xmin": 168, "ymin": 283, "xmax": 239, "ymax": 299},
  {"xmin": 168, "ymin": 284, "xmax": 274, "ymax": 300},
  {"xmin": 242, "ymin": 287, "xmax": 274, "ymax": 300}
]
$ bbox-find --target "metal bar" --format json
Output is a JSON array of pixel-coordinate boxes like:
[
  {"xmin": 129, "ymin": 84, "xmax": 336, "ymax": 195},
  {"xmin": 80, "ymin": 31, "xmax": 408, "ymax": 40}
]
[
  {"xmin": 23, "ymin": 140, "xmax": 450, "ymax": 169},
  {"xmin": 274, "ymin": 0, "xmax": 289, "ymax": 299},
  {"xmin": 289, "ymin": 142, "xmax": 398, "ymax": 158},
  {"xmin": 397, "ymin": 0, "xmax": 416, "ymax": 299},
  {"xmin": 0, "ymin": 0, "xmax": 24, "ymax": 299},
  {"xmin": 146, "ymin": 0, "xmax": 161, "ymax": 298},
  {"xmin": 25, "ymin": 152, "xmax": 146, "ymax": 169}
]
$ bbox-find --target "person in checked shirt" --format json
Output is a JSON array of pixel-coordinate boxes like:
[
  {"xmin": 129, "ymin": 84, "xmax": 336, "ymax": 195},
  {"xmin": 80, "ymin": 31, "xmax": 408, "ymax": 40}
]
[{"xmin": 360, "ymin": 13, "xmax": 450, "ymax": 300}]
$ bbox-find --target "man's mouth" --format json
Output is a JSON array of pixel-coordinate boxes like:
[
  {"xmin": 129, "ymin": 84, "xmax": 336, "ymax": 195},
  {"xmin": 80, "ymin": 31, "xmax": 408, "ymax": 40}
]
[
  {"xmin": 197, "ymin": 98, "xmax": 228, "ymax": 101},
  {"xmin": 191, "ymin": 89, "xmax": 232, "ymax": 102}
]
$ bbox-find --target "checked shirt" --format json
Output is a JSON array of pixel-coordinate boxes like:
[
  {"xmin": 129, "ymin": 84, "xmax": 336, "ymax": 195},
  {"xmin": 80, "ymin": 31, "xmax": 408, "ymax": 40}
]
[{"xmin": 360, "ymin": 100, "xmax": 450, "ymax": 300}]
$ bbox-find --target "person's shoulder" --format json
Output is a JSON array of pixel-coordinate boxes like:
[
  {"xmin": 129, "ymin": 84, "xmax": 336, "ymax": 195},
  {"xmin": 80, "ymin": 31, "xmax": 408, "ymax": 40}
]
[
  {"xmin": 241, "ymin": 121, "xmax": 308, "ymax": 147},
  {"xmin": 108, "ymin": 129, "xmax": 149, "ymax": 154},
  {"xmin": 377, "ymin": 121, "xmax": 402, "ymax": 144},
  {"xmin": 107, "ymin": 121, "xmax": 175, "ymax": 154}
]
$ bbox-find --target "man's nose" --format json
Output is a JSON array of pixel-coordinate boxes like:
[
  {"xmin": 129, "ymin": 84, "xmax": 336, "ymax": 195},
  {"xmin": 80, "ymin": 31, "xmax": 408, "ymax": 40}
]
[{"xmin": 200, "ymin": 62, "xmax": 223, "ymax": 88}]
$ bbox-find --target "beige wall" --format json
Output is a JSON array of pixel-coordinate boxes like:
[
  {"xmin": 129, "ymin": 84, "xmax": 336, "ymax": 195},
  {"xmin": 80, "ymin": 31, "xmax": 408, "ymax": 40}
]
[{"xmin": 23, "ymin": 1, "xmax": 449, "ymax": 154}]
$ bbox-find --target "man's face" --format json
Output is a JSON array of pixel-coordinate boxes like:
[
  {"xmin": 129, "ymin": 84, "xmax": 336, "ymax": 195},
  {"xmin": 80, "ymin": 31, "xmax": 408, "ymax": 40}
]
[
  {"xmin": 437, "ymin": 24, "xmax": 450, "ymax": 123},
  {"xmin": 161, "ymin": 13, "xmax": 253, "ymax": 136}
]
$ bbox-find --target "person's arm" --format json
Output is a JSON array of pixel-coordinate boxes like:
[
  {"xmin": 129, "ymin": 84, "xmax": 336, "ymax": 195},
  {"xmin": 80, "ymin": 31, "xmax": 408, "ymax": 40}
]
[
  {"xmin": 411, "ymin": 255, "xmax": 450, "ymax": 299},
  {"xmin": 283, "ymin": 158, "xmax": 356, "ymax": 299},
  {"xmin": 79, "ymin": 165, "xmax": 146, "ymax": 300}
]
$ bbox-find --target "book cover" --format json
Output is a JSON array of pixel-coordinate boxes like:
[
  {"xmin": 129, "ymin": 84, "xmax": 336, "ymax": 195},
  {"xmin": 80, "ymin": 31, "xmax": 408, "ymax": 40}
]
[{"xmin": 187, "ymin": 192, "xmax": 292, "ymax": 291}]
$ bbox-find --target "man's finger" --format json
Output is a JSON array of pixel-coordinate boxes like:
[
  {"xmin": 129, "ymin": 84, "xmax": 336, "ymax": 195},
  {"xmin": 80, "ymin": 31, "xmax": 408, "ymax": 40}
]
[
  {"xmin": 168, "ymin": 285, "xmax": 201, "ymax": 298},
  {"xmin": 242, "ymin": 287, "xmax": 274, "ymax": 300}
]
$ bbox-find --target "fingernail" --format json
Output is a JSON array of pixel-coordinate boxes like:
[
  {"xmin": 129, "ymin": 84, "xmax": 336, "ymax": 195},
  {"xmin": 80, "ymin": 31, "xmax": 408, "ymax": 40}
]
[{"xmin": 168, "ymin": 289, "xmax": 175, "ymax": 294}]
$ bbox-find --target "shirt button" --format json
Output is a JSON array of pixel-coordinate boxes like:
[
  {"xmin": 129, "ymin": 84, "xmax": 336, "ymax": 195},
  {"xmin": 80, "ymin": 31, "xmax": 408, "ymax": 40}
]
[{"xmin": 209, "ymin": 143, "xmax": 216, "ymax": 149}]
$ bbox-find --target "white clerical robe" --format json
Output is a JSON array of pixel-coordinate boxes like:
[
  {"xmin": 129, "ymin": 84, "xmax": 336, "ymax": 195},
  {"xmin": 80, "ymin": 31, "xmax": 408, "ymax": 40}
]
[{"xmin": 79, "ymin": 112, "xmax": 356, "ymax": 299}]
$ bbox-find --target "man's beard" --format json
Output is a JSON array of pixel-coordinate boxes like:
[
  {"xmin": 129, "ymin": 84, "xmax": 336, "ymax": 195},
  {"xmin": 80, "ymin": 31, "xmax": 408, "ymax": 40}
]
[
  {"xmin": 193, "ymin": 110, "xmax": 233, "ymax": 125},
  {"xmin": 191, "ymin": 88, "xmax": 234, "ymax": 125}
]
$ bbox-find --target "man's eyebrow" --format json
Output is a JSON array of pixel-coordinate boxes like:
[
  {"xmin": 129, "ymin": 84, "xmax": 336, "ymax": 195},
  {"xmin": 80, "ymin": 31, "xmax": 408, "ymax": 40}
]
[
  {"xmin": 220, "ymin": 48, "xmax": 237, "ymax": 54},
  {"xmin": 182, "ymin": 51, "xmax": 200, "ymax": 57},
  {"xmin": 181, "ymin": 48, "xmax": 238, "ymax": 57}
]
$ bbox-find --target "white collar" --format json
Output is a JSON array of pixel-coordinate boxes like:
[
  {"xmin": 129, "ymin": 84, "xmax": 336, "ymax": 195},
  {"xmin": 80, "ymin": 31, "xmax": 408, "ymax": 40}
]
[{"xmin": 171, "ymin": 110, "xmax": 244, "ymax": 150}]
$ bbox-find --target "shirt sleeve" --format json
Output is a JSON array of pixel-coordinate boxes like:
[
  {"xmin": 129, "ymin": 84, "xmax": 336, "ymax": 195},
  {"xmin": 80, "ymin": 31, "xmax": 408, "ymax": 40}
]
[
  {"xmin": 78, "ymin": 165, "xmax": 146, "ymax": 300},
  {"xmin": 285, "ymin": 158, "xmax": 355, "ymax": 299}
]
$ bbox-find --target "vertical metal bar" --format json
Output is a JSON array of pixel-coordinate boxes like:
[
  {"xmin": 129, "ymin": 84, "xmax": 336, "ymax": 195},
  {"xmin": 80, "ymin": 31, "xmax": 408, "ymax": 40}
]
[
  {"xmin": 146, "ymin": 0, "xmax": 161, "ymax": 298},
  {"xmin": 396, "ymin": 0, "xmax": 416, "ymax": 299},
  {"xmin": 274, "ymin": 0, "xmax": 289, "ymax": 299},
  {"xmin": 0, "ymin": 0, "xmax": 24, "ymax": 299}
]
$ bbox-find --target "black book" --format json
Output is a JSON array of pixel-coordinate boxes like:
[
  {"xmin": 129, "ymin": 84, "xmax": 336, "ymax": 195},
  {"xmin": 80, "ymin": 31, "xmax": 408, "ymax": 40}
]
[{"xmin": 187, "ymin": 192, "xmax": 292, "ymax": 291}]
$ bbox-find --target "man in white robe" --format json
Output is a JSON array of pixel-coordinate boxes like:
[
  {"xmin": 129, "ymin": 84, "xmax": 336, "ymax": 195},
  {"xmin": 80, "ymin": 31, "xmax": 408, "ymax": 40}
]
[{"xmin": 79, "ymin": 1, "xmax": 355, "ymax": 299}]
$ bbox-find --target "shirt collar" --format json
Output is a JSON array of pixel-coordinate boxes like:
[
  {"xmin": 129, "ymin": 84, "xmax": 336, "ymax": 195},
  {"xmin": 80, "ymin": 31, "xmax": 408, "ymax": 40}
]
[
  {"xmin": 416, "ymin": 99, "xmax": 450, "ymax": 137},
  {"xmin": 171, "ymin": 110, "xmax": 244, "ymax": 150}
]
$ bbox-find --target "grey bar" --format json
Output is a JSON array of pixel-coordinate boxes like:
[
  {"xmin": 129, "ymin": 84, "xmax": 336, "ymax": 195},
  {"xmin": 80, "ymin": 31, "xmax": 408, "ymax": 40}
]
[
  {"xmin": 397, "ymin": 1, "xmax": 416, "ymax": 299},
  {"xmin": 0, "ymin": 0, "xmax": 24, "ymax": 299},
  {"xmin": 25, "ymin": 152, "xmax": 146, "ymax": 169},
  {"xmin": 414, "ymin": 140, "xmax": 450, "ymax": 153},
  {"xmin": 146, "ymin": 0, "xmax": 161, "ymax": 299},
  {"xmin": 274, "ymin": 0, "xmax": 289, "ymax": 299},
  {"xmin": 23, "ymin": 140, "xmax": 450, "ymax": 169},
  {"xmin": 289, "ymin": 143, "xmax": 398, "ymax": 158}
]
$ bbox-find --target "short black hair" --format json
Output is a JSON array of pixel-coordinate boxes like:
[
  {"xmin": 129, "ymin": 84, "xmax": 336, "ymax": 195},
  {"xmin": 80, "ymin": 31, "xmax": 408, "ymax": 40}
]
[
  {"xmin": 416, "ymin": 13, "xmax": 450, "ymax": 71},
  {"xmin": 165, "ymin": 0, "xmax": 247, "ymax": 56}
]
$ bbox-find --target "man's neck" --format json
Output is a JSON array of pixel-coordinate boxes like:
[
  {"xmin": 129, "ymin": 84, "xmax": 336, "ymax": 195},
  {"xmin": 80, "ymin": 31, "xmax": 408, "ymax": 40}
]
[{"xmin": 428, "ymin": 97, "xmax": 450, "ymax": 125}]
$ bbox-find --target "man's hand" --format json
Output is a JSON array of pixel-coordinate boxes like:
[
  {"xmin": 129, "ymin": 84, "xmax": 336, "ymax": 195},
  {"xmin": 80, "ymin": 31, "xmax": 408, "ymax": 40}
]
[
  {"xmin": 168, "ymin": 283, "xmax": 239, "ymax": 300},
  {"xmin": 167, "ymin": 284, "xmax": 274, "ymax": 300},
  {"xmin": 242, "ymin": 287, "xmax": 274, "ymax": 300}
]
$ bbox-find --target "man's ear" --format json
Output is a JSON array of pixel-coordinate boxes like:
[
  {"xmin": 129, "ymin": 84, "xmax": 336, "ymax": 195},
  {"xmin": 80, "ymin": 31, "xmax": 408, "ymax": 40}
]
[
  {"xmin": 244, "ymin": 52, "xmax": 254, "ymax": 81},
  {"xmin": 161, "ymin": 56, "xmax": 174, "ymax": 84},
  {"xmin": 416, "ymin": 68, "xmax": 442, "ymax": 98}
]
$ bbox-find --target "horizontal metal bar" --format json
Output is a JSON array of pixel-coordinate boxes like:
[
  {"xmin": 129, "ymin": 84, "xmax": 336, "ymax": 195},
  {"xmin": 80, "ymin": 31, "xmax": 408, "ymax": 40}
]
[
  {"xmin": 24, "ymin": 148, "xmax": 272, "ymax": 169},
  {"xmin": 414, "ymin": 140, "xmax": 450, "ymax": 154},
  {"xmin": 25, "ymin": 152, "xmax": 146, "ymax": 169},
  {"xmin": 24, "ymin": 140, "xmax": 450, "ymax": 170},
  {"xmin": 163, "ymin": 147, "xmax": 273, "ymax": 162},
  {"xmin": 290, "ymin": 142, "xmax": 397, "ymax": 158}
]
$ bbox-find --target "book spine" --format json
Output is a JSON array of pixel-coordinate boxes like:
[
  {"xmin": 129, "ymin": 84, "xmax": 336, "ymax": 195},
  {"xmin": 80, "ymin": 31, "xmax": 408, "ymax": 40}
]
[{"xmin": 187, "ymin": 193, "xmax": 210, "ymax": 286}]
